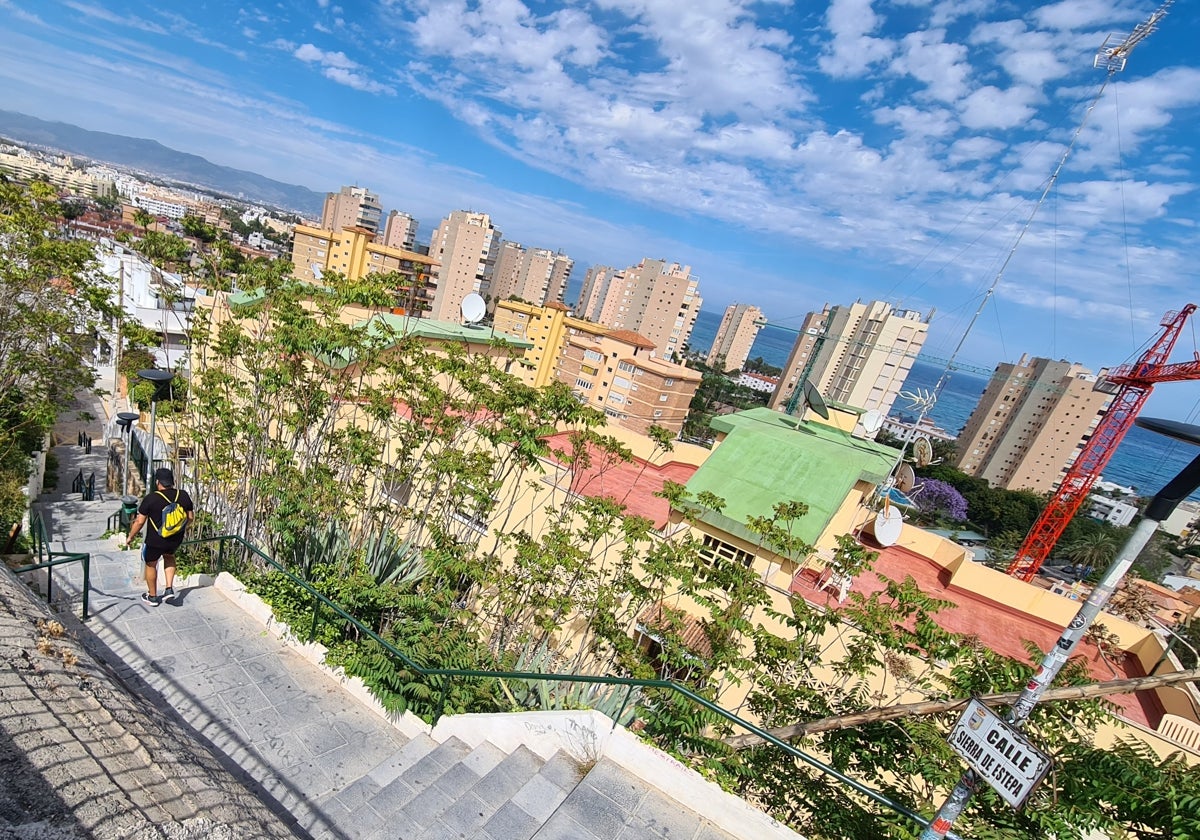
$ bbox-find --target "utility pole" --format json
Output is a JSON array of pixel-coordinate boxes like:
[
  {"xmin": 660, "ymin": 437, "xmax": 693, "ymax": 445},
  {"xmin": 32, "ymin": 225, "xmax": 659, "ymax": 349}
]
[{"xmin": 921, "ymin": 417, "xmax": 1200, "ymax": 838}]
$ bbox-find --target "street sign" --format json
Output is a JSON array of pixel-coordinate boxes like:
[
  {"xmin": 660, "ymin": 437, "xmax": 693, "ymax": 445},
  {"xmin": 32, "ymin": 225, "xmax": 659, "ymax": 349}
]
[{"xmin": 947, "ymin": 699, "xmax": 1051, "ymax": 809}]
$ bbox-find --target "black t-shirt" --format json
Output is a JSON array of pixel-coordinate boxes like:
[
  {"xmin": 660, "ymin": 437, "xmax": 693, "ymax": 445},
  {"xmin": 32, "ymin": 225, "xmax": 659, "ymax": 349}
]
[{"xmin": 138, "ymin": 487, "xmax": 195, "ymax": 548}]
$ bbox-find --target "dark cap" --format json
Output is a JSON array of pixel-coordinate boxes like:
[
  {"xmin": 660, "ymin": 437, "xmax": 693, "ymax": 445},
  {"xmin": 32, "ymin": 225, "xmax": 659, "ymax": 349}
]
[{"xmin": 154, "ymin": 467, "xmax": 175, "ymax": 487}]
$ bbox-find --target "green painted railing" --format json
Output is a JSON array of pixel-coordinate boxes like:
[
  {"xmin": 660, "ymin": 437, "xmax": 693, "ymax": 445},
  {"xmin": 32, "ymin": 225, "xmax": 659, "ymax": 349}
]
[
  {"xmin": 181, "ymin": 532, "xmax": 951, "ymax": 838},
  {"xmin": 14, "ymin": 512, "xmax": 91, "ymax": 620}
]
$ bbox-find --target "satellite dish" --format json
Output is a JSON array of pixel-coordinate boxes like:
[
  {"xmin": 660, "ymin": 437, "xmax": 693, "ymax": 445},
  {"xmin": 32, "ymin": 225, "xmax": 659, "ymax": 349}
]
[
  {"xmin": 896, "ymin": 463, "xmax": 916, "ymax": 493},
  {"xmin": 802, "ymin": 379, "xmax": 830, "ymax": 420},
  {"xmin": 461, "ymin": 293, "xmax": 486, "ymax": 325},
  {"xmin": 873, "ymin": 506, "xmax": 904, "ymax": 547},
  {"xmin": 862, "ymin": 409, "xmax": 884, "ymax": 435},
  {"xmin": 912, "ymin": 436, "xmax": 934, "ymax": 468}
]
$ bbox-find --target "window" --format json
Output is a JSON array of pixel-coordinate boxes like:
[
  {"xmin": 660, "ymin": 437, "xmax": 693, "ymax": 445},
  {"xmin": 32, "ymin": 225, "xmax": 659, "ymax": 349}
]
[
  {"xmin": 581, "ymin": 364, "xmax": 598, "ymax": 376},
  {"xmin": 659, "ymin": 394, "xmax": 669, "ymax": 402},
  {"xmin": 664, "ymin": 378, "xmax": 675, "ymax": 386},
  {"xmin": 584, "ymin": 349, "xmax": 603, "ymax": 362},
  {"xmin": 609, "ymin": 393, "xmax": 626, "ymax": 405},
  {"xmin": 698, "ymin": 535, "xmax": 754, "ymax": 568},
  {"xmin": 378, "ymin": 469, "xmax": 413, "ymax": 506},
  {"xmin": 575, "ymin": 378, "xmax": 593, "ymax": 390},
  {"xmin": 613, "ymin": 376, "xmax": 631, "ymax": 389},
  {"xmin": 653, "ymin": 409, "xmax": 663, "ymax": 418},
  {"xmin": 618, "ymin": 361, "xmax": 636, "ymax": 373}
]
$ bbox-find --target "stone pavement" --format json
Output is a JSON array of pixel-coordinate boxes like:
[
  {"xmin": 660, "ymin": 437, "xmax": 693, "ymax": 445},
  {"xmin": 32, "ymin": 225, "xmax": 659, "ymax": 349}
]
[{"xmin": 7, "ymin": 394, "xmax": 778, "ymax": 840}]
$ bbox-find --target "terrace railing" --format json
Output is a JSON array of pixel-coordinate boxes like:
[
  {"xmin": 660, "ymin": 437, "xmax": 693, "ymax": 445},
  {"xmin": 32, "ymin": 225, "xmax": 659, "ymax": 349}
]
[{"xmin": 178, "ymin": 532, "xmax": 952, "ymax": 839}]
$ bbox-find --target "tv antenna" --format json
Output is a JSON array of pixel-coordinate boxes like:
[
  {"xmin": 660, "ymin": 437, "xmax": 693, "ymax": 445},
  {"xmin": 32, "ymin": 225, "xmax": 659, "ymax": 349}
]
[
  {"xmin": 801, "ymin": 378, "xmax": 830, "ymax": 420},
  {"xmin": 1095, "ymin": 1, "xmax": 1172, "ymax": 72},
  {"xmin": 861, "ymin": 409, "xmax": 884, "ymax": 436},
  {"xmin": 460, "ymin": 292, "xmax": 486, "ymax": 326}
]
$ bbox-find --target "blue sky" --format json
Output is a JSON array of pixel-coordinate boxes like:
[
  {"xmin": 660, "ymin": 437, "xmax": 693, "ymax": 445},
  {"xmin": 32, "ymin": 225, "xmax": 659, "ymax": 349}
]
[{"xmin": 2, "ymin": 0, "xmax": 1199, "ymax": 419}]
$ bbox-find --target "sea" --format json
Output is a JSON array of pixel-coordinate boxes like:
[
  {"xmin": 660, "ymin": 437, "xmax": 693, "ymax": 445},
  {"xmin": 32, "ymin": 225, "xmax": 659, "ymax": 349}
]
[{"xmin": 689, "ymin": 308, "xmax": 1200, "ymax": 501}]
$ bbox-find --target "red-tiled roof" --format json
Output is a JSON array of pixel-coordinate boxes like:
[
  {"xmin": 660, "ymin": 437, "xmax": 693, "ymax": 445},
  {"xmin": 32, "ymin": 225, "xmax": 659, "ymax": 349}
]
[
  {"xmin": 606, "ymin": 330, "xmax": 657, "ymax": 349},
  {"xmin": 542, "ymin": 432, "xmax": 698, "ymax": 528},
  {"xmin": 638, "ymin": 603, "xmax": 713, "ymax": 658},
  {"xmin": 794, "ymin": 543, "xmax": 1162, "ymax": 728}
]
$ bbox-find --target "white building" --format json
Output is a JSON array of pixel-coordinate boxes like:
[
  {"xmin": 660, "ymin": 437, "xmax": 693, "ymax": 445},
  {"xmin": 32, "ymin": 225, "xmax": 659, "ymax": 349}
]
[
  {"xmin": 96, "ymin": 240, "xmax": 194, "ymax": 371},
  {"xmin": 1088, "ymin": 494, "xmax": 1138, "ymax": 527},
  {"xmin": 735, "ymin": 372, "xmax": 778, "ymax": 394}
]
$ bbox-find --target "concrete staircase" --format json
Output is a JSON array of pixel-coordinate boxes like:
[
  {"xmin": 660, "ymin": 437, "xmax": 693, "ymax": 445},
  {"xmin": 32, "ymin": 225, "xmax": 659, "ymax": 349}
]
[{"xmin": 7, "ymin": 397, "xmax": 803, "ymax": 840}]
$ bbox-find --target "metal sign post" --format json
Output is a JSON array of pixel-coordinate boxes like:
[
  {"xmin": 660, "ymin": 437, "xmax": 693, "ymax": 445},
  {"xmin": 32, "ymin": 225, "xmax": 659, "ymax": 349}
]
[
  {"xmin": 947, "ymin": 700, "xmax": 1050, "ymax": 809},
  {"xmin": 921, "ymin": 417, "xmax": 1200, "ymax": 839}
]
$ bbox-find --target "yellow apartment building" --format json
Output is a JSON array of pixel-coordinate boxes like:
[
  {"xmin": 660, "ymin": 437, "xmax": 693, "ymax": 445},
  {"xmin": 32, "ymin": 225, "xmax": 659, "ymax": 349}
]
[{"xmin": 290, "ymin": 224, "xmax": 438, "ymax": 315}]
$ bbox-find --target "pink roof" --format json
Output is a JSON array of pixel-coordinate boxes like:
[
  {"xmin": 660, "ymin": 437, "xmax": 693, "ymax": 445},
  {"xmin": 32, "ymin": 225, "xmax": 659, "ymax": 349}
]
[
  {"xmin": 542, "ymin": 432, "xmax": 698, "ymax": 528},
  {"xmin": 793, "ymin": 543, "xmax": 1162, "ymax": 728}
]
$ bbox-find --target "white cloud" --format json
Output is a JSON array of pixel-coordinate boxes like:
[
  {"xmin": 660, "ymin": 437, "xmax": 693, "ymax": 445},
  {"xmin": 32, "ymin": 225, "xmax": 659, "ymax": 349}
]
[
  {"xmin": 959, "ymin": 85, "xmax": 1039, "ymax": 129},
  {"xmin": 1032, "ymin": 0, "xmax": 1133, "ymax": 31},
  {"xmin": 970, "ymin": 20, "xmax": 1071, "ymax": 87},
  {"xmin": 819, "ymin": 0, "xmax": 895, "ymax": 77},
  {"xmin": 292, "ymin": 42, "xmax": 394, "ymax": 93},
  {"xmin": 873, "ymin": 104, "xmax": 959, "ymax": 139},
  {"xmin": 890, "ymin": 29, "xmax": 971, "ymax": 103}
]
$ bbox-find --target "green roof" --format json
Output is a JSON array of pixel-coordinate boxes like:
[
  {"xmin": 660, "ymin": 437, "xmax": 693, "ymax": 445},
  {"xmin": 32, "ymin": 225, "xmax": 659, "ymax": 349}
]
[
  {"xmin": 318, "ymin": 313, "xmax": 532, "ymax": 369},
  {"xmin": 227, "ymin": 287, "xmax": 267, "ymax": 306},
  {"xmin": 365, "ymin": 313, "xmax": 532, "ymax": 350},
  {"xmin": 687, "ymin": 407, "xmax": 901, "ymax": 553}
]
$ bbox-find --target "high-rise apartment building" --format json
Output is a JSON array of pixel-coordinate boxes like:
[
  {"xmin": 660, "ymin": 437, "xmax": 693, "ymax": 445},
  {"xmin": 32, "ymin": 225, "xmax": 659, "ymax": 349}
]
[
  {"xmin": 493, "ymin": 300, "xmax": 702, "ymax": 435},
  {"xmin": 489, "ymin": 243, "xmax": 573, "ymax": 312},
  {"xmin": 426, "ymin": 211, "xmax": 501, "ymax": 322},
  {"xmin": 493, "ymin": 300, "xmax": 572, "ymax": 388},
  {"xmin": 770, "ymin": 300, "xmax": 928, "ymax": 422},
  {"xmin": 954, "ymin": 354, "xmax": 1114, "ymax": 493},
  {"xmin": 290, "ymin": 224, "xmax": 437, "ymax": 314},
  {"xmin": 380, "ymin": 211, "xmax": 418, "ymax": 252},
  {"xmin": 576, "ymin": 265, "xmax": 618, "ymax": 322},
  {"xmin": 557, "ymin": 322, "xmax": 702, "ymax": 436},
  {"xmin": 321, "ymin": 186, "xmax": 383, "ymax": 237},
  {"xmin": 706, "ymin": 304, "xmax": 764, "ymax": 371},
  {"xmin": 589, "ymin": 258, "xmax": 701, "ymax": 361}
]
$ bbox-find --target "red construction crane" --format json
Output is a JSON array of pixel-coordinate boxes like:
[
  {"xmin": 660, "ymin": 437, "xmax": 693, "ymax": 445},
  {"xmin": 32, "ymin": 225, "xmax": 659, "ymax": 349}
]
[{"xmin": 1007, "ymin": 303, "xmax": 1200, "ymax": 581}]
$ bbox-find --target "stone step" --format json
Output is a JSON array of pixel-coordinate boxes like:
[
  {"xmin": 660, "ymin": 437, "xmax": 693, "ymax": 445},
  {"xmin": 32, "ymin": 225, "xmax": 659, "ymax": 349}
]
[
  {"xmin": 422, "ymin": 747, "xmax": 580, "ymax": 840},
  {"xmin": 316, "ymin": 735, "xmax": 474, "ymax": 840}
]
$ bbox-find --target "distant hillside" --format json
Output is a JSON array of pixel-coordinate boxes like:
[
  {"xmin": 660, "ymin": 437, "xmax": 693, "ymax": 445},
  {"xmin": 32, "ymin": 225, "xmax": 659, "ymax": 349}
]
[{"xmin": 0, "ymin": 110, "xmax": 324, "ymax": 215}]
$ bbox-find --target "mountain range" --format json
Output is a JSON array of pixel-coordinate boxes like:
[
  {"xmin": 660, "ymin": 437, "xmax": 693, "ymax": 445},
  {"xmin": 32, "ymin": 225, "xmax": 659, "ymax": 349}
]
[{"xmin": 0, "ymin": 110, "xmax": 323, "ymax": 214}]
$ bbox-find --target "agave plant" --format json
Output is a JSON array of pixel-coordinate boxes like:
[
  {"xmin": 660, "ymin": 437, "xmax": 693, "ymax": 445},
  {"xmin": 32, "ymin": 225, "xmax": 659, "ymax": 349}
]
[
  {"xmin": 364, "ymin": 527, "xmax": 428, "ymax": 588},
  {"xmin": 500, "ymin": 639, "xmax": 641, "ymax": 727},
  {"xmin": 287, "ymin": 521, "xmax": 352, "ymax": 580}
]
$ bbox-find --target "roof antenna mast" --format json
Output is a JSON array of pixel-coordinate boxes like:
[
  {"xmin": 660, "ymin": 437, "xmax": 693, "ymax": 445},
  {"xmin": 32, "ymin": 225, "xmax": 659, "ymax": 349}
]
[{"xmin": 919, "ymin": 6, "xmax": 1174, "ymax": 839}]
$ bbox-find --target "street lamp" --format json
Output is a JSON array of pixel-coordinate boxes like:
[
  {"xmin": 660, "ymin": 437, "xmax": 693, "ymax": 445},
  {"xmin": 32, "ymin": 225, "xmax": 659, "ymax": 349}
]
[
  {"xmin": 921, "ymin": 416, "xmax": 1200, "ymax": 839},
  {"xmin": 114, "ymin": 411, "xmax": 139, "ymax": 495},
  {"xmin": 136, "ymin": 369, "xmax": 175, "ymax": 489}
]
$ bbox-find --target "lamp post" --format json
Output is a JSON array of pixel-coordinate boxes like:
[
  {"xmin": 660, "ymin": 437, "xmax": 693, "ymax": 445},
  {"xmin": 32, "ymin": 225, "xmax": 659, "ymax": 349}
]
[
  {"xmin": 136, "ymin": 369, "xmax": 175, "ymax": 489},
  {"xmin": 921, "ymin": 416, "xmax": 1200, "ymax": 839},
  {"xmin": 114, "ymin": 411, "xmax": 139, "ymax": 495}
]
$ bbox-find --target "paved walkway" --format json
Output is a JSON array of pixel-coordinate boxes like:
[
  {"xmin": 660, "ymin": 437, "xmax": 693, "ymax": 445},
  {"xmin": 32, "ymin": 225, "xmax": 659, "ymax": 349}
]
[
  {"xmin": 28, "ymin": 392, "xmax": 408, "ymax": 836},
  {"xmin": 17, "ymin": 392, "xmax": 763, "ymax": 840}
]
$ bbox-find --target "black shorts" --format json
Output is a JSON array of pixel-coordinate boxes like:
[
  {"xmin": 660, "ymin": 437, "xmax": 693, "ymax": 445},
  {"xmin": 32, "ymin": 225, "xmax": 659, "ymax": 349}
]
[{"xmin": 142, "ymin": 543, "xmax": 181, "ymax": 565}]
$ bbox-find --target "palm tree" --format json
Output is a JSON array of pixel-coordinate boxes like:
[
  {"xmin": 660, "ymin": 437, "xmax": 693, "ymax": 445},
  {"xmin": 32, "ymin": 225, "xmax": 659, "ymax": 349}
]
[
  {"xmin": 132, "ymin": 207, "xmax": 155, "ymax": 234},
  {"xmin": 1060, "ymin": 531, "xmax": 1118, "ymax": 576}
]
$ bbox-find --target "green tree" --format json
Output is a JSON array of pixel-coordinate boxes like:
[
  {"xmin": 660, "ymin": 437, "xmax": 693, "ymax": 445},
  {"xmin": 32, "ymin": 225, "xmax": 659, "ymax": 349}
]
[
  {"xmin": 180, "ymin": 213, "xmax": 218, "ymax": 243},
  {"xmin": 131, "ymin": 207, "xmax": 155, "ymax": 233},
  {"xmin": 0, "ymin": 181, "xmax": 115, "ymax": 524},
  {"xmin": 1060, "ymin": 531, "xmax": 1118, "ymax": 573}
]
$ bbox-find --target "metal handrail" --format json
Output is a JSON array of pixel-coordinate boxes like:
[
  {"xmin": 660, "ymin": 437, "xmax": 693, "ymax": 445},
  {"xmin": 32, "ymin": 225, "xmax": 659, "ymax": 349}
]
[
  {"xmin": 181, "ymin": 532, "xmax": 944, "ymax": 836},
  {"xmin": 16, "ymin": 513, "xmax": 91, "ymax": 619}
]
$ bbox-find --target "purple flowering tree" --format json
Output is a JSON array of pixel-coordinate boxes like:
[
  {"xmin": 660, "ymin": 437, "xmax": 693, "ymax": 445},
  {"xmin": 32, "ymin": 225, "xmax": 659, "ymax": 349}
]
[{"xmin": 913, "ymin": 478, "xmax": 969, "ymax": 523}]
